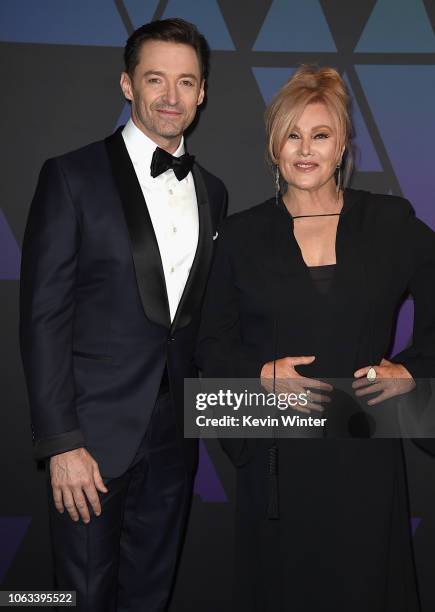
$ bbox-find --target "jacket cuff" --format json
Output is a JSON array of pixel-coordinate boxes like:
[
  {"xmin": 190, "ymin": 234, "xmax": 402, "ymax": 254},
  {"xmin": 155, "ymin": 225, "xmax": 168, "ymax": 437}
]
[
  {"xmin": 390, "ymin": 354, "xmax": 434, "ymax": 380},
  {"xmin": 33, "ymin": 429, "xmax": 86, "ymax": 460}
]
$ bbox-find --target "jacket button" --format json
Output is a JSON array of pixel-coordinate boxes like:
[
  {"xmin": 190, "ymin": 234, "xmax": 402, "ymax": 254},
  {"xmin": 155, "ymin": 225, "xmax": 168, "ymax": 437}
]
[{"xmin": 167, "ymin": 336, "xmax": 175, "ymax": 344}]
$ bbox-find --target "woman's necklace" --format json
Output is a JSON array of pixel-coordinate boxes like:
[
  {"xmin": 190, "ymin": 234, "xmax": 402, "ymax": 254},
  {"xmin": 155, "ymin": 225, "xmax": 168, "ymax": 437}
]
[{"xmin": 288, "ymin": 190, "xmax": 344, "ymax": 219}]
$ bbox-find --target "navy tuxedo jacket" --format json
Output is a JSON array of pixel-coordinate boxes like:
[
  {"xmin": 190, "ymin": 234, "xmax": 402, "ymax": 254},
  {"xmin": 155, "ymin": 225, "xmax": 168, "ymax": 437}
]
[{"xmin": 20, "ymin": 127, "xmax": 227, "ymax": 477}]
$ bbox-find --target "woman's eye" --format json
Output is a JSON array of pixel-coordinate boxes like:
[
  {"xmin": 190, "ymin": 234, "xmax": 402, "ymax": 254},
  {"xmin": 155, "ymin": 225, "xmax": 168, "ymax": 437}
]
[
  {"xmin": 314, "ymin": 133, "xmax": 329, "ymax": 139},
  {"xmin": 288, "ymin": 133, "xmax": 299, "ymax": 139}
]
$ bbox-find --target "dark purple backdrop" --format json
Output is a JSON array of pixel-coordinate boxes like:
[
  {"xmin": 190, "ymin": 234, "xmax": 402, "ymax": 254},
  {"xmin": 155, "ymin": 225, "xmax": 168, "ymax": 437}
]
[{"xmin": 1, "ymin": 1, "xmax": 434, "ymax": 609}]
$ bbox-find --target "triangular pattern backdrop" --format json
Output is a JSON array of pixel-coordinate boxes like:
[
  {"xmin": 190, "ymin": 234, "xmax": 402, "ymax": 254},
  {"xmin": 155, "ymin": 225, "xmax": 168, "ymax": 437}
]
[
  {"xmin": 253, "ymin": 0, "xmax": 336, "ymax": 51},
  {"xmin": 0, "ymin": 210, "xmax": 21, "ymax": 280},
  {"xmin": 0, "ymin": 1, "xmax": 434, "ymax": 602},
  {"xmin": 356, "ymin": 65, "xmax": 435, "ymax": 228},
  {"xmin": 355, "ymin": 0, "xmax": 435, "ymax": 52}
]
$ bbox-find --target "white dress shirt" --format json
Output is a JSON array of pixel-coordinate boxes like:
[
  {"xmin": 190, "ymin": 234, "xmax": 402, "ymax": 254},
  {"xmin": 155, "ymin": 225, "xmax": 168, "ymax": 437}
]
[{"xmin": 122, "ymin": 118, "xmax": 199, "ymax": 323}]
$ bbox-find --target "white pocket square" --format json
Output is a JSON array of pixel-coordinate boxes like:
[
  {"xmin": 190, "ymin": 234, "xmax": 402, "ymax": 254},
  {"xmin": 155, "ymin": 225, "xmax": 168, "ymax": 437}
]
[{"xmin": 212, "ymin": 231, "xmax": 219, "ymax": 241}]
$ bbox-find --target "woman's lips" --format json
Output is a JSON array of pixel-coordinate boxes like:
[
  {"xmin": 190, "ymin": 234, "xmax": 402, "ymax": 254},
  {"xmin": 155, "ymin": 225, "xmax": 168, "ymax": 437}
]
[{"xmin": 293, "ymin": 162, "xmax": 319, "ymax": 172}]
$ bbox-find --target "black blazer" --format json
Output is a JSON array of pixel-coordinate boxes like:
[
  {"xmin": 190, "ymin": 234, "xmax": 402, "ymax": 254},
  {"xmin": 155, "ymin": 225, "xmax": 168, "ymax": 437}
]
[
  {"xmin": 196, "ymin": 189, "xmax": 435, "ymax": 464},
  {"xmin": 20, "ymin": 127, "xmax": 227, "ymax": 477}
]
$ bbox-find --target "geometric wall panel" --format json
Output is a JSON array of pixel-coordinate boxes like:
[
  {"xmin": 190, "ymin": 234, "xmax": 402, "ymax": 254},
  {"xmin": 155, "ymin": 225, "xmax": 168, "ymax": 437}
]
[
  {"xmin": 123, "ymin": 0, "xmax": 161, "ymax": 29},
  {"xmin": 356, "ymin": 65, "xmax": 435, "ymax": 228},
  {"xmin": 343, "ymin": 74, "xmax": 382, "ymax": 171},
  {"xmin": 389, "ymin": 298, "xmax": 414, "ymax": 358},
  {"xmin": 254, "ymin": 0, "xmax": 336, "ymax": 51},
  {"xmin": 193, "ymin": 441, "xmax": 227, "ymax": 503},
  {"xmin": 252, "ymin": 67, "xmax": 296, "ymax": 105},
  {"xmin": 115, "ymin": 103, "xmax": 131, "ymax": 131},
  {"xmin": 0, "ymin": 517, "xmax": 32, "ymax": 584},
  {"xmin": 0, "ymin": 0, "xmax": 128, "ymax": 46},
  {"xmin": 355, "ymin": 0, "xmax": 435, "ymax": 52},
  {"xmin": 411, "ymin": 517, "xmax": 422, "ymax": 536},
  {"xmin": 1, "ymin": 2, "xmax": 435, "ymax": 604},
  {"xmin": 161, "ymin": 0, "xmax": 235, "ymax": 50},
  {"xmin": 0, "ymin": 209, "xmax": 21, "ymax": 280}
]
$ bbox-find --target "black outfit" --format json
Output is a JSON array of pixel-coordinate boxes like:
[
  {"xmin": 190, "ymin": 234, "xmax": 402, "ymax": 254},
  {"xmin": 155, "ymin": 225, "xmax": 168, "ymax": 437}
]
[
  {"xmin": 197, "ymin": 189, "xmax": 435, "ymax": 611},
  {"xmin": 308, "ymin": 262, "xmax": 335, "ymax": 294},
  {"xmin": 19, "ymin": 126, "xmax": 227, "ymax": 611}
]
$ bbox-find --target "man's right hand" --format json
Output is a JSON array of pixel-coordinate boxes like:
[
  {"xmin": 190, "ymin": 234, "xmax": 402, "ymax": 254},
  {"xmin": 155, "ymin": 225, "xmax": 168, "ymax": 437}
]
[{"xmin": 49, "ymin": 447, "xmax": 108, "ymax": 523}]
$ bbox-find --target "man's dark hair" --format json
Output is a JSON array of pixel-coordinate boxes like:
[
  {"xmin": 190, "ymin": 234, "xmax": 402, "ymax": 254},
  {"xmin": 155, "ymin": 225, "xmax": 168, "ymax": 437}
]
[{"xmin": 124, "ymin": 18, "xmax": 210, "ymax": 80}]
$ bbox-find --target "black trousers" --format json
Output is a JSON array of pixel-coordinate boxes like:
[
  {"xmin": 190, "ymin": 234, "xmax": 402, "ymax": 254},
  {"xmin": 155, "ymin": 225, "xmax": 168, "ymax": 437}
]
[{"xmin": 46, "ymin": 391, "xmax": 193, "ymax": 611}]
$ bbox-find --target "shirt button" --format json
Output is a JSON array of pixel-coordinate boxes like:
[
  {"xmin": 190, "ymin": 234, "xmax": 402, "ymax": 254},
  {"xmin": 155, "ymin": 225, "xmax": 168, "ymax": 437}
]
[
  {"xmin": 173, "ymin": 226, "xmax": 177, "ymax": 234},
  {"xmin": 170, "ymin": 266, "xmax": 175, "ymax": 274},
  {"xmin": 169, "ymin": 188, "xmax": 173, "ymax": 195}
]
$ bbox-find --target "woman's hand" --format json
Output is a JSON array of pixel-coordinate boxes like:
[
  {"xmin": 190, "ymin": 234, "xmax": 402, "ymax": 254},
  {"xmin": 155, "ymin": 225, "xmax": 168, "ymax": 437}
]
[
  {"xmin": 352, "ymin": 358, "xmax": 416, "ymax": 405},
  {"xmin": 260, "ymin": 355, "xmax": 333, "ymax": 413}
]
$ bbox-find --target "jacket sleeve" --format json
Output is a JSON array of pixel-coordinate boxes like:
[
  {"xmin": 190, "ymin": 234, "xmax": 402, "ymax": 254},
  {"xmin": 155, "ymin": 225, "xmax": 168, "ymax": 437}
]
[
  {"xmin": 390, "ymin": 208, "xmax": 435, "ymax": 456},
  {"xmin": 196, "ymin": 219, "xmax": 264, "ymax": 379},
  {"xmin": 391, "ymin": 211, "xmax": 435, "ymax": 379},
  {"xmin": 19, "ymin": 158, "xmax": 86, "ymax": 460}
]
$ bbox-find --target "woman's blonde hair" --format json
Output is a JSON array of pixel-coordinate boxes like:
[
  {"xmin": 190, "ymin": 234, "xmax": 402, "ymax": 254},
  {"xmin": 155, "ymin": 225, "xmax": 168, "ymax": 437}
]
[{"xmin": 265, "ymin": 65, "xmax": 354, "ymax": 189}]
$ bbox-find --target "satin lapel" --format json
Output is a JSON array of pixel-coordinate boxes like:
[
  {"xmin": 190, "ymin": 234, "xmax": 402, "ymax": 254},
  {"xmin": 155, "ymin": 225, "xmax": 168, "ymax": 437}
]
[
  {"xmin": 171, "ymin": 163, "xmax": 213, "ymax": 332},
  {"xmin": 105, "ymin": 128, "xmax": 171, "ymax": 329}
]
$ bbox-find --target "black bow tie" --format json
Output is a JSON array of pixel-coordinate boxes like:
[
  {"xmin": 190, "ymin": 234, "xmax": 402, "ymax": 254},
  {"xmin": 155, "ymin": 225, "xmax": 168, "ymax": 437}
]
[{"xmin": 150, "ymin": 147, "xmax": 195, "ymax": 181}]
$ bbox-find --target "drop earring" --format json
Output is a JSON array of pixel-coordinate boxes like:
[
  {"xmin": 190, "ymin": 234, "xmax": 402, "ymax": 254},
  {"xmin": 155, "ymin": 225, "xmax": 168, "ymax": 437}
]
[
  {"xmin": 336, "ymin": 161, "xmax": 342, "ymax": 195},
  {"xmin": 275, "ymin": 165, "xmax": 280, "ymax": 206}
]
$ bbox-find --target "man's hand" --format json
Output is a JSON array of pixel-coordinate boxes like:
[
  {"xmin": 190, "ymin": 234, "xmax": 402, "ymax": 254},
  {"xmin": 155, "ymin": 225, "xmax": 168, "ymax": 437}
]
[{"xmin": 49, "ymin": 447, "xmax": 108, "ymax": 523}]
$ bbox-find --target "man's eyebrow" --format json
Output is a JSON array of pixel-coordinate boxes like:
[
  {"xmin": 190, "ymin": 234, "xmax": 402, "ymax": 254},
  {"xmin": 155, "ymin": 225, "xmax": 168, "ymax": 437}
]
[
  {"xmin": 142, "ymin": 70, "xmax": 198, "ymax": 81},
  {"xmin": 178, "ymin": 73, "xmax": 198, "ymax": 81},
  {"xmin": 143, "ymin": 70, "xmax": 165, "ymax": 77}
]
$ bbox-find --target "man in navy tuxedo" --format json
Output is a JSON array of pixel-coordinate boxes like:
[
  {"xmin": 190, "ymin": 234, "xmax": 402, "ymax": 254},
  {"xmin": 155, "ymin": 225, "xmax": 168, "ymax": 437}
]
[{"xmin": 20, "ymin": 18, "xmax": 227, "ymax": 611}]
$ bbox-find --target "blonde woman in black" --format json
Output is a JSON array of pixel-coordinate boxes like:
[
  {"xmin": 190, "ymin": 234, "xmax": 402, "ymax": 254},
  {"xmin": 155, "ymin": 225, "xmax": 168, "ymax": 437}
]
[{"xmin": 197, "ymin": 66, "xmax": 435, "ymax": 611}]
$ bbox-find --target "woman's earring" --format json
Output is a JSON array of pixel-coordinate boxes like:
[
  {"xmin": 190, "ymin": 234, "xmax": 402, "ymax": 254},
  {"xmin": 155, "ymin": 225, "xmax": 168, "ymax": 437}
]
[
  {"xmin": 336, "ymin": 161, "xmax": 342, "ymax": 195},
  {"xmin": 275, "ymin": 165, "xmax": 280, "ymax": 205}
]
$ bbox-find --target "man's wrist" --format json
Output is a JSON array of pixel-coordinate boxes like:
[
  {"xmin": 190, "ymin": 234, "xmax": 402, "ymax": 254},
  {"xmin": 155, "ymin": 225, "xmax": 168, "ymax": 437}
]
[{"xmin": 34, "ymin": 429, "xmax": 86, "ymax": 460}]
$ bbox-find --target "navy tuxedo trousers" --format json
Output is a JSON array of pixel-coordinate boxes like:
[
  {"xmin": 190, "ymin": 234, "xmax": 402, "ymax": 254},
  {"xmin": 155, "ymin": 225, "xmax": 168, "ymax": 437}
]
[{"xmin": 46, "ymin": 389, "xmax": 193, "ymax": 612}]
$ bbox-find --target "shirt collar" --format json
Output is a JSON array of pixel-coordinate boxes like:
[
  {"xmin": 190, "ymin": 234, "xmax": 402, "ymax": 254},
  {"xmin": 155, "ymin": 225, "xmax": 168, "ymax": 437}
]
[{"xmin": 121, "ymin": 117, "xmax": 185, "ymax": 180}]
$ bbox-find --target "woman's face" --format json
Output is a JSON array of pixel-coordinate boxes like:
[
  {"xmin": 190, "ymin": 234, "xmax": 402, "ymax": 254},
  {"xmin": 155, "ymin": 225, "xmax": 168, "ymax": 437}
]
[{"xmin": 278, "ymin": 102, "xmax": 344, "ymax": 194}]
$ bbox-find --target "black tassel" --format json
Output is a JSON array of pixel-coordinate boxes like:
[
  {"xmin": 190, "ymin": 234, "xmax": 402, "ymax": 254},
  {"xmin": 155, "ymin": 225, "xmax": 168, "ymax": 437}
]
[{"xmin": 267, "ymin": 444, "xmax": 280, "ymax": 520}]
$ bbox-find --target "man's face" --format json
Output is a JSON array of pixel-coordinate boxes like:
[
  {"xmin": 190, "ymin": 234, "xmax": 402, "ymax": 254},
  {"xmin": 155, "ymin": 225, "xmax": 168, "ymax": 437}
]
[{"xmin": 120, "ymin": 40, "xmax": 205, "ymax": 151}]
